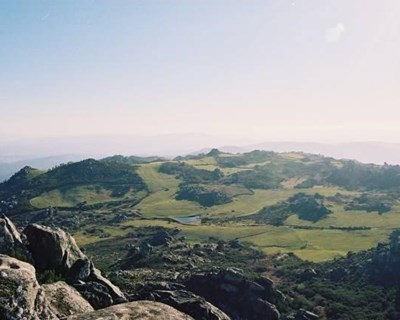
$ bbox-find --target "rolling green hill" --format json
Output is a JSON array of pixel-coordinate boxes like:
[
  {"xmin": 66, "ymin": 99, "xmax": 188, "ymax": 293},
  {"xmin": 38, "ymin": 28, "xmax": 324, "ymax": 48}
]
[
  {"xmin": 0, "ymin": 159, "xmax": 147, "ymax": 212},
  {"xmin": 2, "ymin": 150, "xmax": 400, "ymax": 262}
]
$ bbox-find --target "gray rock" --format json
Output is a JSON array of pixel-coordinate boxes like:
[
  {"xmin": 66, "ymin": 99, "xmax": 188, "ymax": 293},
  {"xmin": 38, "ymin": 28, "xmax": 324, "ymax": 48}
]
[
  {"xmin": 134, "ymin": 289, "xmax": 230, "ymax": 320},
  {"xmin": 73, "ymin": 281, "xmax": 114, "ymax": 309},
  {"xmin": 0, "ymin": 254, "xmax": 56, "ymax": 320},
  {"xmin": 0, "ymin": 215, "xmax": 30, "ymax": 261},
  {"xmin": 86, "ymin": 264, "xmax": 126, "ymax": 305},
  {"xmin": 66, "ymin": 300, "xmax": 194, "ymax": 320},
  {"xmin": 24, "ymin": 224, "xmax": 86, "ymax": 274},
  {"xmin": 66, "ymin": 259, "xmax": 92, "ymax": 284},
  {"xmin": 42, "ymin": 281, "xmax": 94, "ymax": 318},
  {"xmin": 23, "ymin": 223, "xmax": 126, "ymax": 308},
  {"xmin": 185, "ymin": 268, "xmax": 281, "ymax": 320}
]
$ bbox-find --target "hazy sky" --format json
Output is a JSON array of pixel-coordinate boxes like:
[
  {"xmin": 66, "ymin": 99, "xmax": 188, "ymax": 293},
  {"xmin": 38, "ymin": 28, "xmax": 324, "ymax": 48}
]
[{"xmin": 1, "ymin": 0, "xmax": 400, "ymax": 143}]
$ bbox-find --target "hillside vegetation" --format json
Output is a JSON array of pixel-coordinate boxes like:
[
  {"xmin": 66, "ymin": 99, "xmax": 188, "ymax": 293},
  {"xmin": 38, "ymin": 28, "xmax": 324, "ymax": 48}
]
[{"xmin": 1, "ymin": 150, "xmax": 400, "ymax": 262}]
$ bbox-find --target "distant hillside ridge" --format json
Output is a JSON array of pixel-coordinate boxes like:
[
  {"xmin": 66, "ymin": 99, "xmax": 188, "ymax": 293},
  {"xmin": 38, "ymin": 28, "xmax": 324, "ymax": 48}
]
[{"xmin": 0, "ymin": 159, "xmax": 147, "ymax": 213}]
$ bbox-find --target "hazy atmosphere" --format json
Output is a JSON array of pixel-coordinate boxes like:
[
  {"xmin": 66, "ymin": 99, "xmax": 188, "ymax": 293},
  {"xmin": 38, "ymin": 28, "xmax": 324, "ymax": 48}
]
[
  {"xmin": 3, "ymin": 3, "xmax": 400, "ymax": 319},
  {"xmin": 1, "ymin": 0, "xmax": 400, "ymax": 158}
]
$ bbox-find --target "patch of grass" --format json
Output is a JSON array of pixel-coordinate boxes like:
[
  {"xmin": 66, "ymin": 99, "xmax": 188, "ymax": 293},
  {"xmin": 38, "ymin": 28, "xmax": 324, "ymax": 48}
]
[
  {"xmin": 74, "ymin": 215, "xmax": 391, "ymax": 263},
  {"xmin": 247, "ymin": 228, "xmax": 390, "ymax": 262},
  {"xmin": 136, "ymin": 163, "xmax": 180, "ymax": 193},
  {"xmin": 30, "ymin": 185, "xmax": 144, "ymax": 208},
  {"xmin": 285, "ymin": 204, "xmax": 400, "ymax": 229}
]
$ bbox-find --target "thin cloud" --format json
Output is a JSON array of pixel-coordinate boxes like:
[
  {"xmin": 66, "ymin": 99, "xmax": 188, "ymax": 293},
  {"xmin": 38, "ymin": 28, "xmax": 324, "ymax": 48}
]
[
  {"xmin": 41, "ymin": 11, "xmax": 51, "ymax": 21},
  {"xmin": 325, "ymin": 23, "xmax": 346, "ymax": 43}
]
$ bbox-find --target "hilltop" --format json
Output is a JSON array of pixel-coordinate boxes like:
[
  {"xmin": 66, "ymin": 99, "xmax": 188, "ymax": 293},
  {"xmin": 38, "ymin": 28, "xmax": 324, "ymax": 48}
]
[
  {"xmin": 1, "ymin": 149, "xmax": 400, "ymax": 263},
  {"xmin": 2, "ymin": 149, "xmax": 400, "ymax": 318}
]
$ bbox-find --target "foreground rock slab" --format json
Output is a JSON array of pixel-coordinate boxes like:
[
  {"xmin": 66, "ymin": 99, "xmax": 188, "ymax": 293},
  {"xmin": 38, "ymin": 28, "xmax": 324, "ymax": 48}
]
[
  {"xmin": 66, "ymin": 300, "xmax": 194, "ymax": 320},
  {"xmin": 0, "ymin": 254, "xmax": 55, "ymax": 320},
  {"xmin": 134, "ymin": 289, "xmax": 231, "ymax": 320},
  {"xmin": 42, "ymin": 281, "xmax": 94, "ymax": 318}
]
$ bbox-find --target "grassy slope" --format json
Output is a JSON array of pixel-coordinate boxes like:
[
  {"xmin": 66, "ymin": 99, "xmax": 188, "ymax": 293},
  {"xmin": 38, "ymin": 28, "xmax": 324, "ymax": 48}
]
[
  {"xmin": 30, "ymin": 186, "xmax": 146, "ymax": 208},
  {"xmin": 75, "ymin": 217, "xmax": 391, "ymax": 262},
  {"xmin": 22, "ymin": 154, "xmax": 400, "ymax": 263},
  {"xmin": 135, "ymin": 163, "xmax": 204, "ymax": 217},
  {"xmin": 110, "ymin": 158, "xmax": 395, "ymax": 262},
  {"xmin": 285, "ymin": 204, "xmax": 400, "ymax": 229}
]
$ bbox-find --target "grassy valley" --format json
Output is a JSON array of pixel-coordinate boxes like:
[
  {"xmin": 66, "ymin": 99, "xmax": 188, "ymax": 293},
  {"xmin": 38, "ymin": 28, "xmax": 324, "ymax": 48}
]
[
  {"xmin": 3, "ymin": 150, "xmax": 400, "ymax": 319},
  {"xmin": 1, "ymin": 150, "xmax": 400, "ymax": 263}
]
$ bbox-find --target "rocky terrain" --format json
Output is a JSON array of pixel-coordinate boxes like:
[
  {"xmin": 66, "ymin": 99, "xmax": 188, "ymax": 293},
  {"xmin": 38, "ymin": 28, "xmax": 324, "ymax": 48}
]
[
  {"xmin": 3, "ymin": 150, "xmax": 400, "ymax": 319},
  {"xmin": 0, "ymin": 215, "xmax": 191, "ymax": 319},
  {"xmin": 1, "ymin": 215, "xmax": 319, "ymax": 319}
]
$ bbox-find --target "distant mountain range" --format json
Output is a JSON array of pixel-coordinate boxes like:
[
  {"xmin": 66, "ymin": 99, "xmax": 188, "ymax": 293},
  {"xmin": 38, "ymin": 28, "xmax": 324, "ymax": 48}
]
[
  {"xmin": 1, "ymin": 140, "xmax": 400, "ymax": 182},
  {"xmin": 195, "ymin": 141, "xmax": 400, "ymax": 165},
  {"xmin": 0, "ymin": 155, "xmax": 86, "ymax": 182}
]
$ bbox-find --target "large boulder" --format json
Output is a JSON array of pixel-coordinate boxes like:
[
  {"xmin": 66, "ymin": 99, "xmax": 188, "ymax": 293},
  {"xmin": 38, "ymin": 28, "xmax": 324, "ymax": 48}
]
[
  {"xmin": 134, "ymin": 289, "xmax": 230, "ymax": 320},
  {"xmin": 66, "ymin": 300, "xmax": 194, "ymax": 320},
  {"xmin": 0, "ymin": 254, "xmax": 56, "ymax": 320},
  {"xmin": 0, "ymin": 215, "xmax": 30, "ymax": 261},
  {"xmin": 41, "ymin": 281, "xmax": 94, "ymax": 318},
  {"xmin": 73, "ymin": 281, "xmax": 115, "ymax": 310},
  {"xmin": 185, "ymin": 268, "xmax": 280, "ymax": 320},
  {"xmin": 23, "ymin": 224, "xmax": 86, "ymax": 274},
  {"xmin": 23, "ymin": 223, "xmax": 126, "ymax": 308},
  {"xmin": 88, "ymin": 263, "xmax": 125, "ymax": 302},
  {"xmin": 67, "ymin": 259, "xmax": 126, "ymax": 308}
]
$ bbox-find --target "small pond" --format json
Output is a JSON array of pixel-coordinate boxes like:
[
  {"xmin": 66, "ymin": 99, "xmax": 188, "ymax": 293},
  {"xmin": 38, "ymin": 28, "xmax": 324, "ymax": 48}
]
[{"xmin": 173, "ymin": 215, "xmax": 200, "ymax": 223}]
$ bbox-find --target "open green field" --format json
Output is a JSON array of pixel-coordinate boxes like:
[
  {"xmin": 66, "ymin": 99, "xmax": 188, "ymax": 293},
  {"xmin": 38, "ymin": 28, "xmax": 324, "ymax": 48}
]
[
  {"xmin": 135, "ymin": 164, "xmax": 359, "ymax": 220},
  {"xmin": 285, "ymin": 204, "xmax": 400, "ymax": 229},
  {"xmin": 10, "ymin": 152, "xmax": 400, "ymax": 263},
  {"xmin": 135, "ymin": 163, "xmax": 204, "ymax": 217},
  {"xmin": 73, "ymin": 216, "xmax": 392, "ymax": 262},
  {"xmin": 30, "ymin": 185, "xmax": 146, "ymax": 208}
]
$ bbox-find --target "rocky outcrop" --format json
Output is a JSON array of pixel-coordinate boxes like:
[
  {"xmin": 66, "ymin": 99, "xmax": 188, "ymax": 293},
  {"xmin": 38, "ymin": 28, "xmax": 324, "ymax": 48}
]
[
  {"xmin": 0, "ymin": 254, "xmax": 193, "ymax": 320},
  {"xmin": 134, "ymin": 289, "xmax": 230, "ymax": 320},
  {"xmin": 0, "ymin": 254, "xmax": 55, "ymax": 320},
  {"xmin": 0, "ymin": 216, "xmax": 287, "ymax": 320},
  {"xmin": 0, "ymin": 215, "xmax": 30, "ymax": 261},
  {"xmin": 185, "ymin": 268, "xmax": 281, "ymax": 320},
  {"xmin": 0, "ymin": 217, "xmax": 191, "ymax": 320},
  {"xmin": 66, "ymin": 300, "xmax": 194, "ymax": 320},
  {"xmin": 24, "ymin": 224, "xmax": 86, "ymax": 274},
  {"xmin": 23, "ymin": 223, "xmax": 126, "ymax": 308},
  {"xmin": 42, "ymin": 281, "xmax": 94, "ymax": 318},
  {"xmin": 65, "ymin": 259, "xmax": 126, "ymax": 308},
  {"xmin": 148, "ymin": 230, "xmax": 174, "ymax": 246}
]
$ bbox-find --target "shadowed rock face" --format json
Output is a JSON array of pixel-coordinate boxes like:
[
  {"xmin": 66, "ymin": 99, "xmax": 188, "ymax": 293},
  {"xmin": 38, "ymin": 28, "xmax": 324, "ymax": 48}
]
[
  {"xmin": 133, "ymin": 289, "xmax": 231, "ymax": 320},
  {"xmin": 24, "ymin": 224, "xmax": 86, "ymax": 274},
  {"xmin": 185, "ymin": 268, "xmax": 281, "ymax": 320},
  {"xmin": 66, "ymin": 301, "xmax": 194, "ymax": 320},
  {"xmin": 0, "ymin": 215, "xmax": 30, "ymax": 261},
  {"xmin": 0, "ymin": 255, "xmax": 194, "ymax": 320},
  {"xmin": 23, "ymin": 223, "xmax": 126, "ymax": 308},
  {"xmin": 0, "ymin": 217, "xmax": 194, "ymax": 320}
]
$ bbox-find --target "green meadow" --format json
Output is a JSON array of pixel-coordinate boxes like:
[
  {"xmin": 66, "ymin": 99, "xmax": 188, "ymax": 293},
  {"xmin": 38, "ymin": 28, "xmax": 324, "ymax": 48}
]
[{"xmin": 11, "ymin": 151, "xmax": 400, "ymax": 262}]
